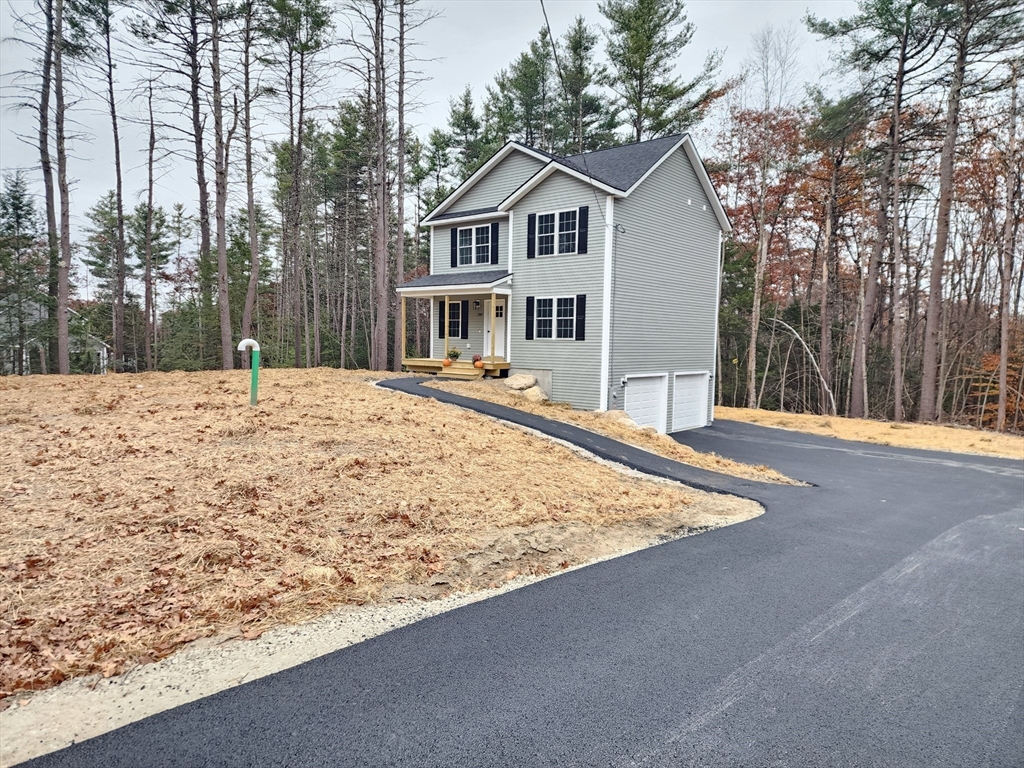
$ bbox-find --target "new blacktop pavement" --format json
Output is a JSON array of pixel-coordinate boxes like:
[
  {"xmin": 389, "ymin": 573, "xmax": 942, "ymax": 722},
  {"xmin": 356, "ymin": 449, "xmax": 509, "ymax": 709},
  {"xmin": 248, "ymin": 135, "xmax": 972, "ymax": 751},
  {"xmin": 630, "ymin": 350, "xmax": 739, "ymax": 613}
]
[{"xmin": 19, "ymin": 378, "xmax": 1024, "ymax": 767}]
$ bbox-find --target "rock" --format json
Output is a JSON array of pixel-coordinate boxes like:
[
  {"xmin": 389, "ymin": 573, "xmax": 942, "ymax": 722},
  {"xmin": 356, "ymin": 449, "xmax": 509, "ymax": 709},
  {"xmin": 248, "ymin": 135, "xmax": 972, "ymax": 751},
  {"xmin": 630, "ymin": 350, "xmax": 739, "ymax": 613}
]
[
  {"xmin": 600, "ymin": 409, "xmax": 636, "ymax": 427},
  {"xmin": 505, "ymin": 373, "xmax": 537, "ymax": 391},
  {"xmin": 522, "ymin": 386, "xmax": 549, "ymax": 403}
]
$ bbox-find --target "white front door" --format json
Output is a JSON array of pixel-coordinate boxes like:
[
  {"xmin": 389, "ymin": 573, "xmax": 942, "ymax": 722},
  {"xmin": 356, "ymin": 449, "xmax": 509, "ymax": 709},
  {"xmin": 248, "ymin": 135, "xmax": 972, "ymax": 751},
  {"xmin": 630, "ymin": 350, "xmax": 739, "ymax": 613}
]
[
  {"xmin": 672, "ymin": 372, "xmax": 709, "ymax": 432},
  {"xmin": 483, "ymin": 299, "xmax": 506, "ymax": 359},
  {"xmin": 624, "ymin": 374, "xmax": 668, "ymax": 433}
]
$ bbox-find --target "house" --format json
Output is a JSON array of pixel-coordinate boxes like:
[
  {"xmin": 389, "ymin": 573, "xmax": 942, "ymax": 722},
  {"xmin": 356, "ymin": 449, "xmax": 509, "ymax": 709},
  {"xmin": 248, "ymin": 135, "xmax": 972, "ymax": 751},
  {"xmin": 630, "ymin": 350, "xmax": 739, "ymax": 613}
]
[{"xmin": 396, "ymin": 133, "xmax": 731, "ymax": 433}]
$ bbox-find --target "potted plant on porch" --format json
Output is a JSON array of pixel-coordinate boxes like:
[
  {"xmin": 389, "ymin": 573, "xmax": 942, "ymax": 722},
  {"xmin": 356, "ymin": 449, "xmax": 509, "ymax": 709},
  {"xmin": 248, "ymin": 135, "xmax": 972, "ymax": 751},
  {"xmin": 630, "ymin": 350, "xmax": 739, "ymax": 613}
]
[
  {"xmin": 472, "ymin": 354, "xmax": 484, "ymax": 369},
  {"xmin": 444, "ymin": 347, "xmax": 461, "ymax": 366}
]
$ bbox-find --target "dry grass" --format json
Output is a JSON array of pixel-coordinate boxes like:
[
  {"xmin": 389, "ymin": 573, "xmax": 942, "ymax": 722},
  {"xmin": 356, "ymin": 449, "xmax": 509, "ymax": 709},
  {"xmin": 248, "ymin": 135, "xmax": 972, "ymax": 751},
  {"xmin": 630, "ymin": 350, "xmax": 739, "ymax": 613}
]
[
  {"xmin": 426, "ymin": 380, "xmax": 798, "ymax": 485},
  {"xmin": 715, "ymin": 407, "xmax": 1024, "ymax": 460},
  {"xmin": 0, "ymin": 369, "xmax": 759, "ymax": 700}
]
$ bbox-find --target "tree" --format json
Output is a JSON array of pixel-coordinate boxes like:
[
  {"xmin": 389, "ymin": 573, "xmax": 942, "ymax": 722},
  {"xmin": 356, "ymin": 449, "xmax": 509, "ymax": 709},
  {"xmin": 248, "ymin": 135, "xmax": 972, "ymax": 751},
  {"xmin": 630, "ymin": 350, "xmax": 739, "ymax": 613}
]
[
  {"xmin": 918, "ymin": 0, "xmax": 1024, "ymax": 422},
  {"xmin": 54, "ymin": 0, "xmax": 72, "ymax": 374},
  {"xmin": 447, "ymin": 85, "xmax": 484, "ymax": 178},
  {"xmin": 600, "ymin": 0, "xmax": 721, "ymax": 142},
  {"xmin": 560, "ymin": 16, "xmax": 616, "ymax": 153},
  {"xmin": 0, "ymin": 173, "xmax": 47, "ymax": 375},
  {"xmin": 808, "ymin": 0, "xmax": 946, "ymax": 419}
]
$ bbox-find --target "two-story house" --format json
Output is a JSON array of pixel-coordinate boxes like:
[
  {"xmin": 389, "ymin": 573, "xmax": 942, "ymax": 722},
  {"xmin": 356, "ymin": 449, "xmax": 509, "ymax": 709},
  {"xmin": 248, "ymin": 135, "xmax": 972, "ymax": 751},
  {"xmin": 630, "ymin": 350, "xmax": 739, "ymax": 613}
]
[{"xmin": 396, "ymin": 133, "xmax": 731, "ymax": 433}]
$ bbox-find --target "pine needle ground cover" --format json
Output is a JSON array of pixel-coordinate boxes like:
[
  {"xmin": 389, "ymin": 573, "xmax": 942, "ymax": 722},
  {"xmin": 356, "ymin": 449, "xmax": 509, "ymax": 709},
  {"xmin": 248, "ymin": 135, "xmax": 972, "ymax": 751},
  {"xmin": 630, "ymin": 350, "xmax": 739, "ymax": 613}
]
[
  {"xmin": 0, "ymin": 369, "xmax": 759, "ymax": 702},
  {"xmin": 715, "ymin": 407, "xmax": 1024, "ymax": 459},
  {"xmin": 427, "ymin": 380, "xmax": 797, "ymax": 485}
]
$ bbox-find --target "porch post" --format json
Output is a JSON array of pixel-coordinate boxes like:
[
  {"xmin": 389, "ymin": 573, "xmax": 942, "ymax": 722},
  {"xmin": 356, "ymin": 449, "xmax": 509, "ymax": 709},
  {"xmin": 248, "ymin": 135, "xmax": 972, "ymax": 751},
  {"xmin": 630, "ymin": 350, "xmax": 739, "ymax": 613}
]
[
  {"xmin": 489, "ymin": 291, "xmax": 496, "ymax": 361},
  {"xmin": 400, "ymin": 295, "xmax": 407, "ymax": 363},
  {"xmin": 444, "ymin": 294, "xmax": 449, "ymax": 357}
]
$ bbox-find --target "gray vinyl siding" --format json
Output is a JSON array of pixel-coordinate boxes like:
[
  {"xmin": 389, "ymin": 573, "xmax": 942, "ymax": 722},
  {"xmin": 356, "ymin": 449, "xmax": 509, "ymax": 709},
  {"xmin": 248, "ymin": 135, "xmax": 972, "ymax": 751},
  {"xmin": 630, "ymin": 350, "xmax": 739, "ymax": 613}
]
[
  {"xmin": 429, "ymin": 295, "xmax": 508, "ymax": 360},
  {"xmin": 609, "ymin": 148, "xmax": 721, "ymax": 426},
  {"xmin": 454, "ymin": 151, "xmax": 545, "ymax": 211},
  {"xmin": 430, "ymin": 217, "xmax": 509, "ymax": 276},
  {"xmin": 508, "ymin": 172, "xmax": 605, "ymax": 409}
]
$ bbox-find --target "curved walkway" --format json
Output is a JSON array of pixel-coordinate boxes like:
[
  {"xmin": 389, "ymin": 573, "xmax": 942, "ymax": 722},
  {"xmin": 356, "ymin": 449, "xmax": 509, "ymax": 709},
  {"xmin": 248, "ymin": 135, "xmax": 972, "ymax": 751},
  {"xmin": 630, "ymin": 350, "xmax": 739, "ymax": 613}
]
[{"xmin": 378, "ymin": 376, "xmax": 775, "ymax": 498}]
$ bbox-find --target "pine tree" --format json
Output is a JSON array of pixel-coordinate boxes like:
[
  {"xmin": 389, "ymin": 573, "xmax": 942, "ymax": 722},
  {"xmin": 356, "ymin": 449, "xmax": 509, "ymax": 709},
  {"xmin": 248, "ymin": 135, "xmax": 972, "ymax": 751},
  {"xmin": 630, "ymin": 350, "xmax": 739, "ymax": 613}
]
[{"xmin": 600, "ymin": 0, "xmax": 721, "ymax": 141}]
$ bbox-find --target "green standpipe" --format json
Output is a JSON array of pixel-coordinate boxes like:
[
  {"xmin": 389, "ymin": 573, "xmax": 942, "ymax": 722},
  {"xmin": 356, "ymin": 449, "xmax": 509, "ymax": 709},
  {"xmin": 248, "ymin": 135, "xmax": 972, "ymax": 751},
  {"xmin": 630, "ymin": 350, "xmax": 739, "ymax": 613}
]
[{"xmin": 237, "ymin": 338, "xmax": 261, "ymax": 406}]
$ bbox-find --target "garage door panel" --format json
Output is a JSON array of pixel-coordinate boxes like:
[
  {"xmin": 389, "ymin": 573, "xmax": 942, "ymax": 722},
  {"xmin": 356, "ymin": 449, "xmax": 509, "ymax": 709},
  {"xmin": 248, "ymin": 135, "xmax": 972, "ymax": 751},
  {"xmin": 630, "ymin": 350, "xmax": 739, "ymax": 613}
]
[
  {"xmin": 624, "ymin": 374, "xmax": 667, "ymax": 433},
  {"xmin": 673, "ymin": 372, "xmax": 708, "ymax": 432}
]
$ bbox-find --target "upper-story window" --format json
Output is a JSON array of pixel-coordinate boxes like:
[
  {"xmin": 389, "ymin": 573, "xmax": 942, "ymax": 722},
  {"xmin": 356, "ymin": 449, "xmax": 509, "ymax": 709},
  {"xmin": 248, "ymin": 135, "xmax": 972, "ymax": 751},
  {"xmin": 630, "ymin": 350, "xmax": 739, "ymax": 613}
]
[
  {"xmin": 536, "ymin": 210, "xmax": 578, "ymax": 256},
  {"xmin": 457, "ymin": 226, "xmax": 491, "ymax": 265}
]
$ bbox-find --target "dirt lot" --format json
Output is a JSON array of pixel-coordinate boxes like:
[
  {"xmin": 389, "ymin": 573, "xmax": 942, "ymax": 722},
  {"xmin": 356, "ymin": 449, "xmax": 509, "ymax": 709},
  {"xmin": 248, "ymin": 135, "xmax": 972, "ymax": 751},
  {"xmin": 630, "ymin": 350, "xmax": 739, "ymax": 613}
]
[
  {"xmin": 715, "ymin": 407, "xmax": 1024, "ymax": 460},
  {"xmin": 427, "ymin": 380, "xmax": 797, "ymax": 484},
  {"xmin": 0, "ymin": 369, "xmax": 760, "ymax": 702}
]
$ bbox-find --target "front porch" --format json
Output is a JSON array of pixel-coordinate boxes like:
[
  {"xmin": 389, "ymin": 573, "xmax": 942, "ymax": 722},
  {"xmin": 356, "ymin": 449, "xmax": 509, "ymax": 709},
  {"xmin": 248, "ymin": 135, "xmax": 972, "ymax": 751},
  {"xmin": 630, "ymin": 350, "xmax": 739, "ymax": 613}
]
[
  {"xmin": 397, "ymin": 270, "xmax": 512, "ymax": 379},
  {"xmin": 402, "ymin": 357, "xmax": 511, "ymax": 380}
]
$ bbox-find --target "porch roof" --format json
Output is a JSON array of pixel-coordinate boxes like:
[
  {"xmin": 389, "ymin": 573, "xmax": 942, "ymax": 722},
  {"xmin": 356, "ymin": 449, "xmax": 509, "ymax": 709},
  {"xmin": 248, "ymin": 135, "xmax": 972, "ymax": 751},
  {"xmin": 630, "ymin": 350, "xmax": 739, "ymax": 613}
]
[{"xmin": 397, "ymin": 270, "xmax": 511, "ymax": 297}]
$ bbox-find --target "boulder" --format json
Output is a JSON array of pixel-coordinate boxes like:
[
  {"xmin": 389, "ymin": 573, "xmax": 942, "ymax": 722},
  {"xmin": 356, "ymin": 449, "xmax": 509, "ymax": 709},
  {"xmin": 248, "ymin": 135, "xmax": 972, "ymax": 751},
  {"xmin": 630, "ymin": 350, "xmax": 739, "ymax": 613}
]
[
  {"xmin": 600, "ymin": 409, "xmax": 636, "ymax": 427},
  {"xmin": 505, "ymin": 373, "xmax": 538, "ymax": 391},
  {"xmin": 522, "ymin": 385, "xmax": 549, "ymax": 403}
]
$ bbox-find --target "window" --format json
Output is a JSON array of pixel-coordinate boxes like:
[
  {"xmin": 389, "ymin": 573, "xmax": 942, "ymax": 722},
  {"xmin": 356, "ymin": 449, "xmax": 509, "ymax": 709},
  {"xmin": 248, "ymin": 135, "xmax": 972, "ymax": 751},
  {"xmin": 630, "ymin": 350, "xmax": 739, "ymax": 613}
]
[
  {"xmin": 534, "ymin": 296, "xmax": 575, "ymax": 339},
  {"xmin": 458, "ymin": 229, "xmax": 473, "ymax": 266},
  {"xmin": 535, "ymin": 298, "xmax": 553, "ymax": 338},
  {"xmin": 456, "ymin": 226, "xmax": 492, "ymax": 266},
  {"xmin": 474, "ymin": 226, "xmax": 490, "ymax": 264},
  {"xmin": 495, "ymin": 304, "xmax": 504, "ymax": 319},
  {"xmin": 536, "ymin": 209, "xmax": 578, "ymax": 256},
  {"xmin": 448, "ymin": 301, "xmax": 461, "ymax": 338}
]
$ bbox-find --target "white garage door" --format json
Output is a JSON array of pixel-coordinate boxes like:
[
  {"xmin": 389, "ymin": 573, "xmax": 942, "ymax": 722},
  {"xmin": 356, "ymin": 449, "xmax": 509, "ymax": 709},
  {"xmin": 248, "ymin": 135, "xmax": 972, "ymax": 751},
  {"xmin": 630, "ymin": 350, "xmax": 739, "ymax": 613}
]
[
  {"xmin": 624, "ymin": 374, "xmax": 668, "ymax": 433},
  {"xmin": 673, "ymin": 372, "xmax": 709, "ymax": 432}
]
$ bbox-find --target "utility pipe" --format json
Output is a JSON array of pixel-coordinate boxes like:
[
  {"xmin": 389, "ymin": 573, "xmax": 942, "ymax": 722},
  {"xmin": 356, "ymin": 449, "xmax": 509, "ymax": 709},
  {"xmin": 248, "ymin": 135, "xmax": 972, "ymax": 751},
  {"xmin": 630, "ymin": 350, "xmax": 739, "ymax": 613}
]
[{"xmin": 237, "ymin": 338, "xmax": 260, "ymax": 406}]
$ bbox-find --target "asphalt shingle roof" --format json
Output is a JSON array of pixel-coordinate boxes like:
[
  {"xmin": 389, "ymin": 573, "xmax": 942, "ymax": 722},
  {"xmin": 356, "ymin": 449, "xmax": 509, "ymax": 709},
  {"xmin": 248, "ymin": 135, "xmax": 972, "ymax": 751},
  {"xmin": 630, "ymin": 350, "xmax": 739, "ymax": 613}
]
[
  {"xmin": 401, "ymin": 270, "xmax": 511, "ymax": 289},
  {"xmin": 557, "ymin": 134, "xmax": 684, "ymax": 191}
]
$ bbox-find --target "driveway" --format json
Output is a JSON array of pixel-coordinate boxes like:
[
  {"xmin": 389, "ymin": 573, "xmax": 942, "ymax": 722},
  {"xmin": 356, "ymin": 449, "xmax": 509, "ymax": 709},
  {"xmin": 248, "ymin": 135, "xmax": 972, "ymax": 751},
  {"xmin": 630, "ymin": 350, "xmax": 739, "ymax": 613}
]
[{"xmin": 20, "ymin": 389, "xmax": 1024, "ymax": 767}]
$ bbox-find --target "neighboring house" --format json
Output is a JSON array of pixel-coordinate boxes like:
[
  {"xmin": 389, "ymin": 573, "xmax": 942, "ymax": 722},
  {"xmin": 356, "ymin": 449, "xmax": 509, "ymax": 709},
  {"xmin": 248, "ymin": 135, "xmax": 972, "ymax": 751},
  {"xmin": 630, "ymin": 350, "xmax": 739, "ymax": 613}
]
[{"xmin": 397, "ymin": 134, "xmax": 731, "ymax": 433}]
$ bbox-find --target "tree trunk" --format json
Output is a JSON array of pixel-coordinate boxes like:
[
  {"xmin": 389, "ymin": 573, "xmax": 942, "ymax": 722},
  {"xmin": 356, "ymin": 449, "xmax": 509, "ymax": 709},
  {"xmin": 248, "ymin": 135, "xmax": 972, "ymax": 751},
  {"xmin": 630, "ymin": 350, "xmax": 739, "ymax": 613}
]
[
  {"xmin": 392, "ymin": 0, "xmax": 406, "ymax": 372},
  {"xmin": 891, "ymin": 81, "xmax": 904, "ymax": 423},
  {"xmin": 101, "ymin": 5, "xmax": 127, "ymax": 369},
  {"xmin": 746, "ymin": 174, "xmax": 770, "ymax": 409},
  {"xmin": 819, "ymin": 155, "xmax": 840, "ymax": 415},
  {"xmin": 997, "ymin": 61, "xmax": 1018, "ymax": 432},
  {"xmin": 37, "ymin": 0, "xmax": 59, "ymax": 373},
  {"xmin": 145, "ymin": 84, "xmax": 156, "ymax": 371},
  {"xmin": 210, "ymin": 0, "xmax": 233, "ymax": 370},
  {"xmin": 919, "ymin": 22, "xmax": 968, "ymax": 422},
  {"xmin": 240, "ymin": 0, "xmax": 259, "ymax": 366},
  {"xmin": 54, "ymin": 0, "xmax": 71, "ymax": 375},
  {"xmin": 189, "ymin": 0, "xmax": 213, "ymax": 365},
  {"xmin": 371, "ymin": 0, "xmax": 389, "ymax": 370}
]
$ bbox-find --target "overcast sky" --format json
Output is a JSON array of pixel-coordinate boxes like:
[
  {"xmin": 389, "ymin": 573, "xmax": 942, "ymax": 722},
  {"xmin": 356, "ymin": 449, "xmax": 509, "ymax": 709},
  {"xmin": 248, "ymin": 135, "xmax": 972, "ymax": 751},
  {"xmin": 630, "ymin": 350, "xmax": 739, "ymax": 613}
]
[{"xmin": 0, "ymin": 0, "xmax": 858, "ymax": 240}]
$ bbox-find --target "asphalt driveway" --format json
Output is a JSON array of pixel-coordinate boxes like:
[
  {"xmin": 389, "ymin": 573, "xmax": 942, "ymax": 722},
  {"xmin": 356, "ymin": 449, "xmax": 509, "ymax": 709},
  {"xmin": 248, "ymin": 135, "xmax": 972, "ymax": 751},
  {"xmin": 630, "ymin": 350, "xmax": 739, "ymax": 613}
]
[{"xmin": 20, "ymin": 389, "xmax": 1024, "ymax": 767}]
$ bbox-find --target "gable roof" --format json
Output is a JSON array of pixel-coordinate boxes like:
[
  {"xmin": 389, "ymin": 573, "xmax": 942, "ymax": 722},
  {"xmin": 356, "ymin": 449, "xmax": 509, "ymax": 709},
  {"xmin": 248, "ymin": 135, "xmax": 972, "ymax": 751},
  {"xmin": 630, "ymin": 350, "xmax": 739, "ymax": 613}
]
[
  {"xmin": 426, "ymin": 134, "xmax": 731, "ymax": 233},
  {"xmin": 422, "ymin": 142, "xmax": 550, "ymax": 223},
  {"xmin": 557, "ymin": 134, "xmax": 684, "ymax": 192}
]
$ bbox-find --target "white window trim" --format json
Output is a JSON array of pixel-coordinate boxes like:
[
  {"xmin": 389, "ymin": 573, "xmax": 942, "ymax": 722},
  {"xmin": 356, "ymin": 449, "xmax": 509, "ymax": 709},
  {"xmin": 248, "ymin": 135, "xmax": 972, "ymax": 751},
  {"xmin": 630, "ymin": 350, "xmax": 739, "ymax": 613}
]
[
  {"xmin": 455, "ymin": 225, "xmax": 492, "ymax": 266},
  {"xmin": 534, "ymin": 295, "xmax": 576, "ymax": 341},
  {"xmin": 534, "ymin": 208, "xmax": 579, "ymax": 257}
]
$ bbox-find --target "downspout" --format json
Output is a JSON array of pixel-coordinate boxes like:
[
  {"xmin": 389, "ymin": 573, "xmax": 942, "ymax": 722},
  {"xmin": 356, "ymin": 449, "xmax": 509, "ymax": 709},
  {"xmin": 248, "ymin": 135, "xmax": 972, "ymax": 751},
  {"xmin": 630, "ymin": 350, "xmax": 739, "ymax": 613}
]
[{"xmin": 599, "ymin": 195, "xmax": 614, "ymax": 410}]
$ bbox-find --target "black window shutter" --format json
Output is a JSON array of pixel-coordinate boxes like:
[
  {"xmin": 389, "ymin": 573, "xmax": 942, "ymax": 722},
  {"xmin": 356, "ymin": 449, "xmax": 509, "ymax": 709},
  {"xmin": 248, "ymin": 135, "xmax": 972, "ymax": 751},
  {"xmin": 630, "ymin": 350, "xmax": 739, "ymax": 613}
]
[
  {"xmin": 577, "ymin": 206, "xmax": 589, "ymax": 254},
  {"xmin": 450, "ymin": 228, "xmax": 458, "ymax": 268},
  {"xmin": 526, "ymin": 214, "xmax": 536, "ymax": 259},
  {"xmin": 460, "ymin": 300, "xmax": 469, "ymax": 340},
  {"xmin": 575, "ymin": 294, "xmax": 586, "ymax": 341},
  {"xmin": 438, "ymin": 300, "xmax": 445, "ymax": 339},
  {"xmin": 490, "ymin": 222, "xmax": 499, "ymax": 265},
  {"xmin": 525, "ymin": 296, "xmax": 535, "ymax": 340}
]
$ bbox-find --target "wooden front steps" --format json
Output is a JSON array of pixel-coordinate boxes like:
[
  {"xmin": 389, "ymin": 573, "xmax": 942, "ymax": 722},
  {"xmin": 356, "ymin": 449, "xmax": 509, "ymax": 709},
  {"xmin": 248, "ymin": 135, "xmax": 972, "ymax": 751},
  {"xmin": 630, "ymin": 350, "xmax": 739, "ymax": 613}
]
[{"xmin": 403, "ymin": 357, "xmax": 509, "ymax": 379}]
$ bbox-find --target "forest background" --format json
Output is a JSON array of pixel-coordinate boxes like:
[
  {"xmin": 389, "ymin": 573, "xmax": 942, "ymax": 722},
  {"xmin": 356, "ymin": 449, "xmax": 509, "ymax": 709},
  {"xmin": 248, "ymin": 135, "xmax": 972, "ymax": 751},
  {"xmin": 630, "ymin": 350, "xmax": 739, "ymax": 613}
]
[{"xmin": 0, "ymin": 0, "xmax": 1021, "ymax": 431}]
